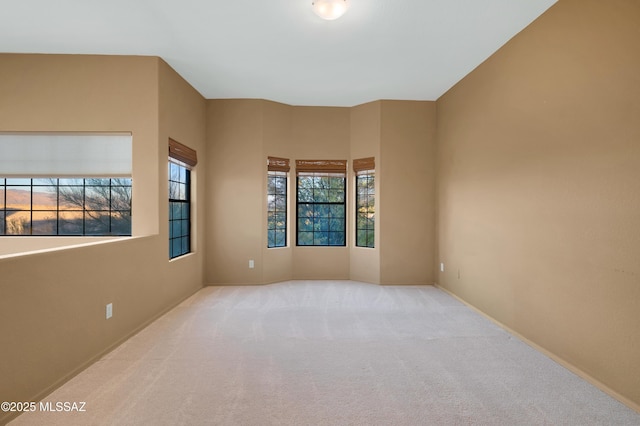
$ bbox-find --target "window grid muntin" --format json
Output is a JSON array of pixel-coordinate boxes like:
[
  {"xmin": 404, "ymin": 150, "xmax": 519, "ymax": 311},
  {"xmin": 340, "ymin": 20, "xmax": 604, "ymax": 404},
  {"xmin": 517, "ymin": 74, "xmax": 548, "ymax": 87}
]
[
  {"xmin": 0, "ymin": 178, "xmax": 132, "ymax": 236},
  {"xmin": 356, "ymin": 170, "xmax": 375, "ymax": 248},
  {"xmin": 267, "ymin": 170, "xmax": 287, "ymax": 248},
  {"xmin": 169, "ymin": 161, "xmax": 191, "ymax": 259},
  {"xmin": 296, "ymin": 172, "xmax": 346, "ymax": 246}
]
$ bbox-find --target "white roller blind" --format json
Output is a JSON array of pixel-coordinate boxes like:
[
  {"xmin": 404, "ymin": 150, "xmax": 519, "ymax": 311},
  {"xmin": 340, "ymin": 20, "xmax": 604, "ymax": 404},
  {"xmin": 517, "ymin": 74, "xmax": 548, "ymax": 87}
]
[{"xmin": 0, "ymin": 132, "xmax": 132, "ymax": 177}]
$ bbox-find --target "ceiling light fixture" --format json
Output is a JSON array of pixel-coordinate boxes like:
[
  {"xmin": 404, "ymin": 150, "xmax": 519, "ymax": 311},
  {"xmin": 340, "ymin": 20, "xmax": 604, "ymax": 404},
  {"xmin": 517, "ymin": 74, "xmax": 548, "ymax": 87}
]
[{"xmin": 311, "ymin": 0, "xmax": 350, "ymax": 21}]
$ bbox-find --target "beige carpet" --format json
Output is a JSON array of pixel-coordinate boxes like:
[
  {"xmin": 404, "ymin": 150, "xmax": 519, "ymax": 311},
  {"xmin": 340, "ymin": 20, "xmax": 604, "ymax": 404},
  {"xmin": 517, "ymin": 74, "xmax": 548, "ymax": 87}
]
[{"xmin": 10, "ymin": 281, "xmax": 640, "ymax": 425}]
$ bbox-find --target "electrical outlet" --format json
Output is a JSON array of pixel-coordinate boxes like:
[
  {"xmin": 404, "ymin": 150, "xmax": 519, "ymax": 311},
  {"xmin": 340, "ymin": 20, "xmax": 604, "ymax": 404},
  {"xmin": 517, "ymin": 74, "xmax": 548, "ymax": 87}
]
[
  {"xmin": 440, "ymin": 263, "xmax": 444, "ymax": 272},
  {"xmin": 249, "ymin": 259, "xmax": 254, "ymax": 269},
  {"xmin": 106, "ymin": 303, "xmax": 113, "ymax": 319}
]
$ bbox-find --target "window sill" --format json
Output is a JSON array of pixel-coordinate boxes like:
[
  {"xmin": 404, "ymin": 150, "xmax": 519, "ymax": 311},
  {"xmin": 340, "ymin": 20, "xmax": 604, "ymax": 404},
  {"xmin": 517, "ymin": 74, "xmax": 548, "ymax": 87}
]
[{"xmin": 0, "ymin": 235, "xmax": 145, "ymax": 260}]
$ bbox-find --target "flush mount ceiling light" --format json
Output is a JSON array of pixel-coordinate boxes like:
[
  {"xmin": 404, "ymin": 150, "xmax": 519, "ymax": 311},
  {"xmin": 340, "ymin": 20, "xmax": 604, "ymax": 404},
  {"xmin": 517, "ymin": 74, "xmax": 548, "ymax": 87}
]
[{"xmin": 312, "ymin": 0, "xmax": 350, "ymax": 20}]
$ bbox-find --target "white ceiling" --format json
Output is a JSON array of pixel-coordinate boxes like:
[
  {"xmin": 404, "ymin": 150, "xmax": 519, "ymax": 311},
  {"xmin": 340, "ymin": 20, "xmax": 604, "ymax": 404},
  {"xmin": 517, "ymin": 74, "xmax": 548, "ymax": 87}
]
[{"xmin": 0, "ymin": 0, "xmax": 557, "ymax": 107}]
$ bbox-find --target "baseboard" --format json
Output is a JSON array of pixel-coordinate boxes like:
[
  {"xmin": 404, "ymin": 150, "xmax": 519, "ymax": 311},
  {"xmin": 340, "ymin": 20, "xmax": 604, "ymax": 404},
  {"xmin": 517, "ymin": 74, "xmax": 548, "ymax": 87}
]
[
  {"xmin": 1, "ymin": 285, "xmax": 203, "ymax": 426},
  {"xmin": 434, "ymin": 284, "xmax": 640, "ymax": 414}
]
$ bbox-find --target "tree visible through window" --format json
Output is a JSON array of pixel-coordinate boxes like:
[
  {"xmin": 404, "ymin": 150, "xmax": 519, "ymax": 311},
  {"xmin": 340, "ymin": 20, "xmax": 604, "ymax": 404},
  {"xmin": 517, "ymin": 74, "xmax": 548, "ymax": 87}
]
[
  {"xmin": 267, "ymin": 156, "xmax": 290, "ymax": 248},
  {"xmin": 356, "ymin": 171, "xmax": 375, "ymax": 247},
  {"xmin": 0, "ymin": 177, "xmax": 132, "ymax": 236},
  {"xmin": 267, "ymin": 171, "xmax": 287, "ymax": 248},
  {"xmin": 354, "ymin": 157, "xmax": 375, "ymax": 248},
  {"xmin": 297, "ymin": 172, "xmax": 346, "ymax": 246}
]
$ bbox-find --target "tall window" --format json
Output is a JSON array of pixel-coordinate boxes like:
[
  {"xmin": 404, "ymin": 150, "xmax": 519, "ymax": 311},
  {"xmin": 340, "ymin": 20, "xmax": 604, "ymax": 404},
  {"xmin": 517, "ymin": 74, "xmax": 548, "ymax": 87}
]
[
  {"xmin": 354, "ymin": 157, "xmax": 375, "ymax": 248},
  {"xmin": 169, "ymin": 138, "xmax": 197, "ymax": 259},
  {"xmin": 267, "ymin": 157, "xmax": 289, "ymax": 248},
  {"xmin": 296, "ymin": 160, "xmax": 347, "ymax": 246},
  {"xmin": 0, "ymin": 178, "xmax": 131, "ymax": 236}
]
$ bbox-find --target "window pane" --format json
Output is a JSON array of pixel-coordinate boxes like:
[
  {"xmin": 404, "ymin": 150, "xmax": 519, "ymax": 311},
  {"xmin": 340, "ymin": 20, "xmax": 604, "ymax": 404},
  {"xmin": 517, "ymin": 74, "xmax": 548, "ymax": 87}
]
[
  {"xmin": 85, "ymin": 186, "xmax": 111, "ymax": 210},
  {"xmin": 314, "ymin": 189, "xmax": 328, "ymax": 202},
  {"xmin": 298, "ymin": 204, "xmax": 313, "ymax": 219},
  {"xmin": 315, "ymin": 204, "xmax": 329, "ymax": 218},
  {"xmin": 275, "ymin": 230, "xmax": 286, "ymax": 247},
  {"xmin": 329, "ymin": 177, "xmax": 344, "ymax": 189},
  {"xmin": 0, "ymin": 211, "xmax": 4, "ymax": 235},
  {"xmin": 171, "ymin": 238, "xmax": 182, "ymax": 258},
  {"xmin": 181, "ymin": 203, "xmax": 189, "ymax": 219},
  {"xmin": 298, "ymin": 232, "xmax": 314, "ymax": 245},
  {"xmin": 274, "ymin": 177, "xmax": 287, "ymax": 195},
  {"xmin": 85, "ymin": 212, "xmax": 109, "ymax": 235},
  {"xmin": 329, "ymin": 232, "xmax": 345, "ymax": 246},
  {"xmin": 32, "ymin": 186, "xmax": 57, "ymax": 211},
  {"xmin": 6, "ymin": 211, "xmax": 30, "ymax": 234},
  {"xmin": 111, "ymin": 211, "xmax": 131, "ymax": 235},
  {"xmin": 274, "ymin": 213, "xmax": 286, "ymax": 229},
  {"xmin": 6, "ymin": 187, "xmax": 29, "ymax": 209},
  {"xmin": 58, "ymin": 186, "xmax": 84, "ymax": 211},
  {"xmin": 314, "ymin": 232, "xmax": 328, "ymax": 245},
  {"xmin": 314, "ymin": 217, "xmax": 329, "ymax": 232},
  {"xmin": 32, "ymin": 211, "xmax": 57, "ymax": 235},
  {"xmin": 298, "ymin": 218, "xmax": 313, "ymax": 232},
  {"xmin": 6, "ymin": 178, "xmax": 31, "ymax": 185},
  {"xmin": 111, "ymin": 185, "xmax": 131, "ymax": 210},
  {"xmin": 59, "ymin": 211, "xmax": 83, "ymax": 235},
  {"xmin": 330, "ymin": 205, "xmax": 344, "ymax": 218},
  {"xmin": 59, "ymin": 178, "xmax": 84, "ymax": 186},
  {"xmin": 329, "ymin": 218, "xmax": 343, "ymax": 232},
  {"xmin": 298, "ymin": 187, "xmax": 314, "ymax": 203}
]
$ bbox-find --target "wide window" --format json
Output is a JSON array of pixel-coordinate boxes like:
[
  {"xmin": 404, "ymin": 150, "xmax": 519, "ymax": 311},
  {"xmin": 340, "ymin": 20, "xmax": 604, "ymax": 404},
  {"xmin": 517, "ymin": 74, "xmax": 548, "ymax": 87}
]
[
  {"xmin": 0, "ymin": 132, "xmax": 133, "ymax": 237},
  {"xmin": 267, "ymin": 157, "xmax": 289, "ymax": 248},
  {"xmin": 354, "ymin": 157, "xmax": 375, "ymax": 248},
  {"xmin": 0, "ymin": 178, "xmax": 131, "ymax": 236},
  {"xmin": 168, "ymin": 138, "xmax": 197, "ymax": 259},
  {"xmin": 296, "ymin": 160, "xmax": 347, "ymax": 246}
]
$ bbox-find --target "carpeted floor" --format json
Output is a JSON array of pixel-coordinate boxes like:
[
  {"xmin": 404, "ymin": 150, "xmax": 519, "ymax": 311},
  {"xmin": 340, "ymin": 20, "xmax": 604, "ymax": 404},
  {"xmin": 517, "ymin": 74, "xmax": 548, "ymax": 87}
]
[{"xmin": 10, "ymin": 281, "xmax": 640, "ymax": 425}]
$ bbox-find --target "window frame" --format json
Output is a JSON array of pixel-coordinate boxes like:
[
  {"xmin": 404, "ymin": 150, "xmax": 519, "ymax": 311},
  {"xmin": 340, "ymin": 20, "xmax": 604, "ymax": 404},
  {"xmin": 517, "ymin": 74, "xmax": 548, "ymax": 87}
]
[
  {"xmin": 267, "ymin": 170, "xmax": 288, "ymax": 248},
  {"xmin": 0, "ymin": 177, "xmax": 132, "ymax": 236},
  {"xmin": 355, "ymin": 170, "xmax": 375, "ymax": 248},
  {"xmin": 168, "ymin": 160, "xmax": 191, "ymax": 259},
  {"xmin": 296, "ymin": 171, "xmax": 347, "ymax": 247}
]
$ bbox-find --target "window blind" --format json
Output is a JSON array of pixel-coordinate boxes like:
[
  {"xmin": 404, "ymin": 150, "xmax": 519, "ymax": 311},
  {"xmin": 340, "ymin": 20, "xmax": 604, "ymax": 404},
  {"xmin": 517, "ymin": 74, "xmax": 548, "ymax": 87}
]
[
  {"xmin": 0, "ymin": 132, "xmax": 132, "ymax": 177},
  {"xmin": 353, "ymin": 157, "xmax": 375, "ymax": 172},
  {"xmin": 296, "ymin": 159, "xmax": 347, "ymax": 174},
  {"xmin": 267, "ymin": 156, "xmax": 290, "ymax": 172},
  {"xmin": 169, "ymin": 138, "xmax": 197, "ymax": 168}
]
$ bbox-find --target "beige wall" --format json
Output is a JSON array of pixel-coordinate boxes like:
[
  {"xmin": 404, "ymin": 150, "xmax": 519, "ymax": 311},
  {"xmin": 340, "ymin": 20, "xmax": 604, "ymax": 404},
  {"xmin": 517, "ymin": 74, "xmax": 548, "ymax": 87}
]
[
  {"xmin": 0, "ymin": 54, "xmax": 205, "ymax": 424},
  {"xmin": 380, "ymin": 101, "xmax": 437, "ymax": 285},
  {"xmin": 205, "ymin": 100, "xmax": 435, "ymax": 285},
  {"xmin": 262, "ymin": 101, "xmax": 295, "ymax": 284},
  {"xmin": 435, "ymin": 0, "xmax": 640, "ymax": 408},
  {"xmin": 206, "ymin": 99, "xmax": 265, "ymax": 284},
  {"xmin": 206, "ymin": 101, "xmax": 353, "ymax": 284},
  {"xmin": 349, "ymin": 101, "xmax": 381, "ymax": 283},
  {"xmin": 290, "ymin": 107, "xmax": 352, "ymax": 280}
]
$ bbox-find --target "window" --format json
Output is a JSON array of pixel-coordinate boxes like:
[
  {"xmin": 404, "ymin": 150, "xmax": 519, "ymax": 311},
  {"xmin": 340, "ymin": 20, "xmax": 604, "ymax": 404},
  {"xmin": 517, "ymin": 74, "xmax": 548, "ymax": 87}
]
[
  {"xmin": 0, "ymin": 132, "xmax": 133, "ymax": 237},
  {"xmin": 296, "ymin": 160, "xmax": 347, "ymax": 246},
  {"xmin": 168, "ymin": 138, "xmax": 197, "ymax": 259},
  {"xmin": 267, "ymin": 157, "xmax": 289, "ymax": 248},
  {"xmin": 354, "ymin": 157, "xmax": 375, "ymax": 248},
  {"xmin": 0, "ymin": 178, "xmax": 132, "ymax": 236}
]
